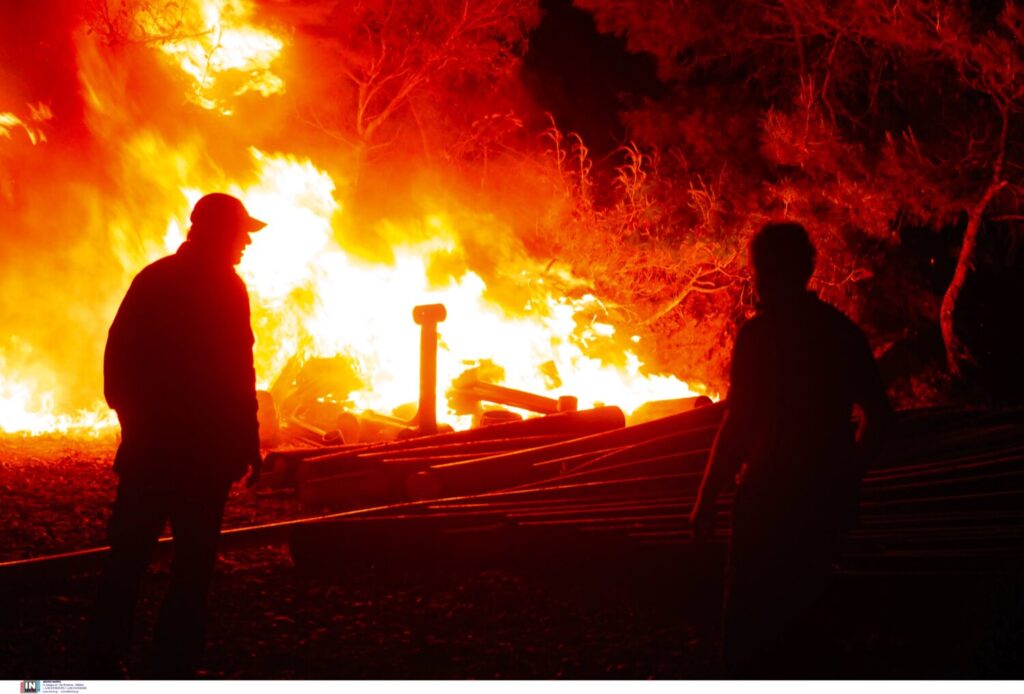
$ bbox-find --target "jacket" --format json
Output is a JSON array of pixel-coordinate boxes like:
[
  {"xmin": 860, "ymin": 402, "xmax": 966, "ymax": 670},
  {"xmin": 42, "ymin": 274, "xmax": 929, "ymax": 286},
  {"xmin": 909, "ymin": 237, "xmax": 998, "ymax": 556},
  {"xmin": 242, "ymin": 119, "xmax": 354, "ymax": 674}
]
[{"xmin": 104, "ymin": 240, "xmax": 259, "ymax": 485}]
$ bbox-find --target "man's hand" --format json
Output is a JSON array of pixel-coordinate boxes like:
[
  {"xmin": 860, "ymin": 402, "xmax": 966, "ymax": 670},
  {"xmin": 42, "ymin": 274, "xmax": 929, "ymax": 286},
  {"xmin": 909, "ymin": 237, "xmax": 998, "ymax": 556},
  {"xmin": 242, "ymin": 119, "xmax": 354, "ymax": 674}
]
[
  {"xmin": 689, "ymin": 500, "xmax": 716, "ymax": 544},
  {"xmin": 244, "ymin": 453, "xmax": 263, "ymax": 489}
]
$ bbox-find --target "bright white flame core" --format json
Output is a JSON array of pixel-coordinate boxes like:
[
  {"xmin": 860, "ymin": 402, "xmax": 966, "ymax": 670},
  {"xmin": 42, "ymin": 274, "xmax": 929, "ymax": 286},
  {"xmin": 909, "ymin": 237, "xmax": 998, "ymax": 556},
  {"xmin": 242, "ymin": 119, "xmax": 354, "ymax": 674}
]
[{"xmin": 0, "ymin": 376, "xmax": 116, "ymax": 436}]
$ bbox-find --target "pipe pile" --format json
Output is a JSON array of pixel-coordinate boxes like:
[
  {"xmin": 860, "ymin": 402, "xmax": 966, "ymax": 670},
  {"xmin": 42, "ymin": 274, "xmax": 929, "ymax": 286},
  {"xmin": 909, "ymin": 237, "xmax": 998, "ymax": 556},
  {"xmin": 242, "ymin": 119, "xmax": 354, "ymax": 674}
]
[
  {"xmin": 276, "ymin": 405, "xmax": 632, "ymax": 505},
  {"xmin": 2, "ymin": 405, "xmax": 1021, "ymax": 585},
  {"xmin": 289, "ymin": 405, "xmax": 1024, "ymax": 576}
]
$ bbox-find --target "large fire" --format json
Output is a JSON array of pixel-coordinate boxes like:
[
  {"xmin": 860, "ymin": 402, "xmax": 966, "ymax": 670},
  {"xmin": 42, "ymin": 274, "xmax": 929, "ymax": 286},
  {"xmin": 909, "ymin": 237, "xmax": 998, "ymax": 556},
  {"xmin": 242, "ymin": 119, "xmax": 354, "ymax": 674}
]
[{"xmin": 0, "ymin": 0, "xmax": 705, "ymax": 437}]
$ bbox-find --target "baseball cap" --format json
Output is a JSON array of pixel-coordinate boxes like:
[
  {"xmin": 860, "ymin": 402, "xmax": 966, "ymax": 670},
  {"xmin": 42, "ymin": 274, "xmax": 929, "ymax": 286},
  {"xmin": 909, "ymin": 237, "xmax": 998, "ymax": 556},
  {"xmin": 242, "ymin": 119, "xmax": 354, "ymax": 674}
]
[{"xmin": 189, "ymin": 193, "xmax": 267, "ymax": 233}]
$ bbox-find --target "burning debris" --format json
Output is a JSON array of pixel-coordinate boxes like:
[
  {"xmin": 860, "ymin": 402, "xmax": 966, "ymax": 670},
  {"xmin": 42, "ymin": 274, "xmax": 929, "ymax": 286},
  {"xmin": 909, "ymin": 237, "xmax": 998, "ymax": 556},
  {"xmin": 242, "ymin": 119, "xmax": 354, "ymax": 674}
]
[{"xmin": 250, "ymin": 300, "xmax": 706, "ymax": 509}]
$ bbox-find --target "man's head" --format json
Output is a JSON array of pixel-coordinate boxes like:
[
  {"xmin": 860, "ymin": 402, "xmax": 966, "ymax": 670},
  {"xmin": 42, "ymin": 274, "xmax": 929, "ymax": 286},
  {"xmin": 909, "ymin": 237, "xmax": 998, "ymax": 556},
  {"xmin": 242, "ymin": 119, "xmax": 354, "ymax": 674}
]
[
  {"xmin": 187, "ymin": 193, "xmax": 266, "ymax": 266},
  {"xmin": 749, "ymin": 221, "xmax": 816, "ymax": 304}
]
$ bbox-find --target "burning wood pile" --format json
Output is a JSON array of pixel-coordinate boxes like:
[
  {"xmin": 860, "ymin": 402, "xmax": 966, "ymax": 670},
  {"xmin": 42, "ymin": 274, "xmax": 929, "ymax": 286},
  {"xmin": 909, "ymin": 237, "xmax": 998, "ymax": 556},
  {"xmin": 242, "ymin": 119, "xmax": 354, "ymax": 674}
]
[
  {"xmin": 263, "ymin": 402, "xmax": 716, "ymax": 507},
  {"xmin": 256, "ymin": 302, "xmax": 706, "ymax": 505}
]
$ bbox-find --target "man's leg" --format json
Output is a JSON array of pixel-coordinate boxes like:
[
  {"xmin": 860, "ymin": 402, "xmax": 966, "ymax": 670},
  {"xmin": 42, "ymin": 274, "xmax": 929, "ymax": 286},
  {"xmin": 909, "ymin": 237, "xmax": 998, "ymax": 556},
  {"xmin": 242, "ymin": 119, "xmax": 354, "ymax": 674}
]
[
  {"xmin": 722, "ymin": 524, "xmax": 816, "ymax": 678},
  {"xmin": 722, "ymin": 508, "xmax": 782, "ymax": 678},
  {"xmin": 89, "ymin": 477, "xmax": 168, "ymax": 675},
  {"xmin": 724, "ymin": 533, "xmax": 837, "ymax": 678},
  {"xmin": 152, "ymin": 479, "xmax": 231, "ymax": 677}
]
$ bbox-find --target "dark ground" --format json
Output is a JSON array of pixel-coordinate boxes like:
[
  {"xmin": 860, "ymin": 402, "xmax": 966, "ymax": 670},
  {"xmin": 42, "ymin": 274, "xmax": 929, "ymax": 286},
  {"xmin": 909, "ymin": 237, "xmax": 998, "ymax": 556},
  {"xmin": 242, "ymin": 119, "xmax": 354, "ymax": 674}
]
[{"xmin": 1, "ymin": 436, "xmax": 1022, "ymax": 679}]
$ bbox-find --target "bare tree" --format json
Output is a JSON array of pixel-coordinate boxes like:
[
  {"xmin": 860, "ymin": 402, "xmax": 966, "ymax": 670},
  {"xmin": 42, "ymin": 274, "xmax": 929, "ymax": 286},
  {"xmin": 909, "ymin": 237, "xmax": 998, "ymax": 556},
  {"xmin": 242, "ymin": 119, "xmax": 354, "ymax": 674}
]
[
  {"xmin": 298, "ymin": 0, "xmax": 538, "ymax": 154},
  {"xmin": 85, "ymin": 1, "xmax": 201, "ymax": 45},
  {"xmin": 578, "ymin": 0, "xmax": 1024, "ymax": 380}
]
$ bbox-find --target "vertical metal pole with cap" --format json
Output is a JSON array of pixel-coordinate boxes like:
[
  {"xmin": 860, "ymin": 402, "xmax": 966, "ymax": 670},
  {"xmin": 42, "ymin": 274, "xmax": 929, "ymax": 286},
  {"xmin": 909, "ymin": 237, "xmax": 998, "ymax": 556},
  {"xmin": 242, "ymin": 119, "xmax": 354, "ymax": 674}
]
[{"xmin": 412, "ymin": 303, "xmax": 446, "ymax": 435}]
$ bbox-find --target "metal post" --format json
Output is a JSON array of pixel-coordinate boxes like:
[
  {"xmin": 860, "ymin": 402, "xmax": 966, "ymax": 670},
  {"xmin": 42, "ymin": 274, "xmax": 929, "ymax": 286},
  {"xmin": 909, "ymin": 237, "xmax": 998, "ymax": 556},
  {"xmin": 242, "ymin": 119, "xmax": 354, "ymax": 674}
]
[{"xmin": 412, "ymin": 303, "xmax": 447, "ymax": 435}]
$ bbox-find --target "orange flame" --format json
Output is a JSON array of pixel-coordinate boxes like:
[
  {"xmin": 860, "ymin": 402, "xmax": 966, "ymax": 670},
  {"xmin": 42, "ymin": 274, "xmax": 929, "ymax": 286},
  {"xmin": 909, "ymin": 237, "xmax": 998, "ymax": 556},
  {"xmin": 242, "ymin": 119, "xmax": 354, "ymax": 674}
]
[{"xmin": 0, "ymin": 103, "xmax": 53, "ymax": 145}]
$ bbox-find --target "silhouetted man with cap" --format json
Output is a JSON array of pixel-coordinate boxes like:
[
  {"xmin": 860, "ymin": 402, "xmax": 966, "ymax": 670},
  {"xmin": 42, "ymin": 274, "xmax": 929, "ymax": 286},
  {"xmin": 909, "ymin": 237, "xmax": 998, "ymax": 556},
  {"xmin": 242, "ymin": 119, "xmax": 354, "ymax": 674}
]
[
  {"xmin": 689, "ymin": 221, "xmax": 892, "ymax": 677},
  {"xmin": 90, "ymin": 193, "xmax": 266, "ymax": 677}
]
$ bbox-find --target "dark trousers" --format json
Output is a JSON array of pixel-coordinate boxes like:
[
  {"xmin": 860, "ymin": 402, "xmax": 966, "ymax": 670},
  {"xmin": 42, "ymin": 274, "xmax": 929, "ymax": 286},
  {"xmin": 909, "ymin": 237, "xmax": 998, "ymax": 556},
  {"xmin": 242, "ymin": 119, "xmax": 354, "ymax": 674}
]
[
  {"xmin": 90, "ymin": 474, "xmax": 231, "ymax": 677},
  {"xmin": 722, "ymin": 497, "xmax": 845, "ymax": 677},
  {"xmin": 722, "ymin": 543, "xmax": 834, "ymax": 678}
]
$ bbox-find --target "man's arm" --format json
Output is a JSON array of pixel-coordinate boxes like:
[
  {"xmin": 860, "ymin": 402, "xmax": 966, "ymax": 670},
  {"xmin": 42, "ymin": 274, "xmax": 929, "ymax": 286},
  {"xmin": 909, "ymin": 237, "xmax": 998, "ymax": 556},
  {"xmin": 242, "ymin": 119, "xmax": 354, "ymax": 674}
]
[
  {"xmin": 104, "ymin": 273, "xmax": 150, "ymax": 414},
  {"xmin": 851, "ymin": 328, "xmax": 894, "ymax": 467},
  {"xmin": 689, "ymin": 323, "xmax": 760, "ymax": 539},
  {"xmin": 224, "ymin": 279, "xmax": 261, "ymax": 484}
]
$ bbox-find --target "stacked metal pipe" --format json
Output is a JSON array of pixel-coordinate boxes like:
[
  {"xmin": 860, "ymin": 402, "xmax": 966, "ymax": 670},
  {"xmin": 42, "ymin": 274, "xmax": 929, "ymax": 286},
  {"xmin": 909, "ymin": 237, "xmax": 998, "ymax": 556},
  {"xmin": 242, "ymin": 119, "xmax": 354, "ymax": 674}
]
[
  {"xmin": 2, "ymin": 405, "xmax": 1021, "ymax": 585},
  {"xmin": 289, "ymin": 405, "xmax": 1024, "ymax": 576}
]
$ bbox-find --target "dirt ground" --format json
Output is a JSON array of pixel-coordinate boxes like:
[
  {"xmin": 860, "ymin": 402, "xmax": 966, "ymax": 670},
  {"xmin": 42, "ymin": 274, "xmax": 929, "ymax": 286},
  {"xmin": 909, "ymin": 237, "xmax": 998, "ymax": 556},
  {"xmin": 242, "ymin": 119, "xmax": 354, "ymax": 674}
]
[
  {"xmin": 0, "ymin": 437, "xmax": 702, "ymax": 679},
  {"xmin": 1, "ymin": 437, "xmax": 1022, "ymax": 679},
  {"xmin": 0, "ymin": 436, "xmax": 300, "ymax": 562}
]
